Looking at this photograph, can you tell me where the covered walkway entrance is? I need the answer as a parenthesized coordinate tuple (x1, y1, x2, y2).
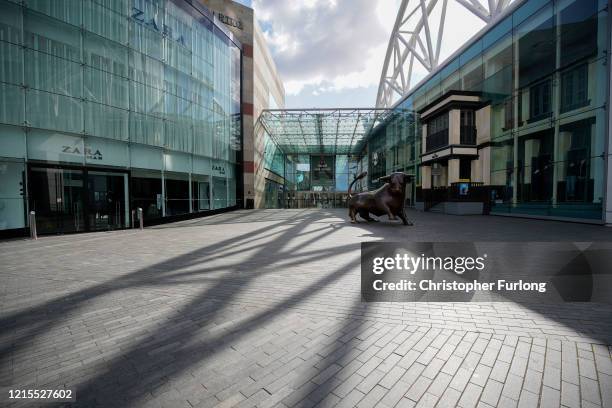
(257, 108, 402, 209)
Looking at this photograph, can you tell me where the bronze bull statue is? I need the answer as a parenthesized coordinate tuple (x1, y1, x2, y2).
(347, 171, 413, 225)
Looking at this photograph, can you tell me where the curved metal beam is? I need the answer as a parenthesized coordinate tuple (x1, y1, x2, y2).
(376, 0, 514, 108)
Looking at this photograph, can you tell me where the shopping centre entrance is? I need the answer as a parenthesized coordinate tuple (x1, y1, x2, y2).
(258, 108, 412, 209)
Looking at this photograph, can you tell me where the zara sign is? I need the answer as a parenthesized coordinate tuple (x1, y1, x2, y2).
(131, 6, 187, 46)
(212, 164, 226, 176)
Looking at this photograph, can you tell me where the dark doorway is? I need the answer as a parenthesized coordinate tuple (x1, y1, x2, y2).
(29, 167, 85, 234)
(29, 166, 129, 234)
(87, 171, 127, 231)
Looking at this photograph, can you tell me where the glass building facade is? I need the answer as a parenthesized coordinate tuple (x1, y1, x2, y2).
(364, 111, 420, 205)
(366, 0, 610, 222)
(0, 0, 241, 234)
(258, 109, 387, 209)
(261, 133, 362, 208)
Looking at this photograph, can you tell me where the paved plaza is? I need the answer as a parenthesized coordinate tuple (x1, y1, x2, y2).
(1, 209, 612, 408)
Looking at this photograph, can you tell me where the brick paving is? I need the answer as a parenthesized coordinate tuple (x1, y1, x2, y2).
(0, 209, 611, 408)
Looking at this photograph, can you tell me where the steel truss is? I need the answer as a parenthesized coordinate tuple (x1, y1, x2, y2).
(376, 0, 514, 108)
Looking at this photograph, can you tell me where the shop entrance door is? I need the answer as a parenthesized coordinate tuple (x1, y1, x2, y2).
(196, 181, 210, 210)
(29, 167, 85, 234)
(212, 177, 227, 209)
(29, 166, 129, 234)
(87, 171, 128, 231)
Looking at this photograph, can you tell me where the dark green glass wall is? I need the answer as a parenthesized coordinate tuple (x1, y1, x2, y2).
(368, 0, 609, 221)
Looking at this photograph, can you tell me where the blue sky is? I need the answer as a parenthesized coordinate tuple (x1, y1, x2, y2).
(239, 0, 486, 109)
(222, 0, 398, 108)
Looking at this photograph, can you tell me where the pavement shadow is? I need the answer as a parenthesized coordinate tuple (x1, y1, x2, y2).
(2, 207, 612, 406)
(69, 223, 362, 405)
(151, 209, 341, 228)
(0, 210, 362, 406)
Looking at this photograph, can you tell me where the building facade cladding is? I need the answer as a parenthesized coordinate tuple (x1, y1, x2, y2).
(367, 0, 611, 223)
(198, 0, 285, 209)
(0, 0, 241, 234)
(253, 22, 286, 209)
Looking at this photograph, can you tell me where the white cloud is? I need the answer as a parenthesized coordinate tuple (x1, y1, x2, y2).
(253, 0, 401, 97)
(253, 0, 492, 106)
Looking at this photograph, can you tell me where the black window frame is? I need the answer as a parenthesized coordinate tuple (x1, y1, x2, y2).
(459, 109, 476, 145)
(560, 63, 589, 113)
(528, 79, 552, 122)
(425, 112, 449, 152)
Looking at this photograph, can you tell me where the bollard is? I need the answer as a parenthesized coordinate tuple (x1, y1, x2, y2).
(131, 209, 135, 228)
(29, 211, 37, 240)
(138, 207, 143, 230)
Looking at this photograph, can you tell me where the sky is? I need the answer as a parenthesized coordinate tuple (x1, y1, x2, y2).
(235, 0, 488, 109)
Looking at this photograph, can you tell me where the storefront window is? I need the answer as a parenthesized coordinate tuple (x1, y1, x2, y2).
(165, 172, 190, 216)
(490, 136, 515, 205)
(192, 175, 210, 211)
(131, 170, 162, 220)
(29, 167, 85, 234)
(213, 176, 227, 209)
(0, 160, 25, 230)
(517, 130, 554, 203)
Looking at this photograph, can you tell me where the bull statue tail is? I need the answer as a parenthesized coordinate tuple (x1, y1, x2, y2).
(348, 171, 367, 198)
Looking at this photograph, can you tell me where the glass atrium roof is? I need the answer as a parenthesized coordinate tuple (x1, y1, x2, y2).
(258, 108, 395, 154)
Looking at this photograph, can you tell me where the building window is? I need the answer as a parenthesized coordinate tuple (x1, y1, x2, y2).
(518, 130, 554, 202)
(517, 3, 555, 88)
(559, 0, 598, 68)
(529, 80, 552, 122)
(459, 158, 472, 180)
(503, 98, 513, 130)
(426, 112, 449, 152)
(561, 64, 588, 113)
(392, 146, 399, 166)
(558, 118, 594, 203)
(460, 110, 476, 144)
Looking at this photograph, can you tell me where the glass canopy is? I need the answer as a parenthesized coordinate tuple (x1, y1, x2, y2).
(258, 108, 395, 154)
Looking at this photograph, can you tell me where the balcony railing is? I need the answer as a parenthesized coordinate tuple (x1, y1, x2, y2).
(426, 130, 448, 152)
(460, 126, 477, 145)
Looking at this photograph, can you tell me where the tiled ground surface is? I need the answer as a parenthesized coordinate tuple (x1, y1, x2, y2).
(0, 209, 611, 408)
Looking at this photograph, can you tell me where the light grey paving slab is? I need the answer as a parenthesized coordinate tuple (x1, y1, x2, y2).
(0, 209, 611, 408)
